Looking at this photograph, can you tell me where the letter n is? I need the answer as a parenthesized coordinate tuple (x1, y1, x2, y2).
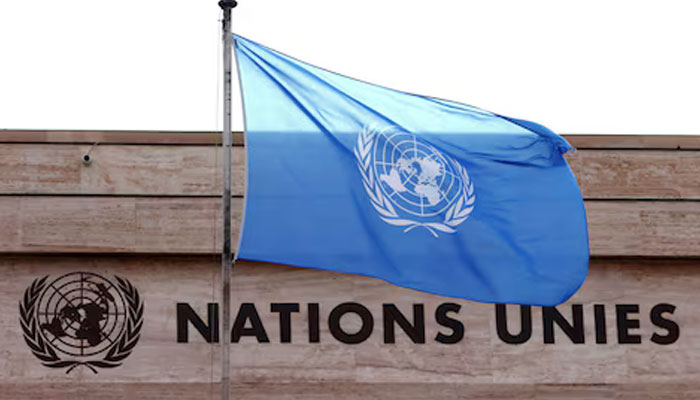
(177, 303, 219, 343)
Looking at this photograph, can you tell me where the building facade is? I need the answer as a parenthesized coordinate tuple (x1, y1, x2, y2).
(1, 131, 699, 399)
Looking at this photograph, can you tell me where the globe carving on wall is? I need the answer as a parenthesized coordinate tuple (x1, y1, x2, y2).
(36, 272, 127, 357)
(20, 271, 143, 373)
(373, 131, 463, 217)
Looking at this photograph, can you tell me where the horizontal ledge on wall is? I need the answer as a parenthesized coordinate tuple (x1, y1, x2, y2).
(3, 130, 700, 149)
(1, 379, 700, 396)
(0, 130, 245, 146)
(1, 195, 699, 202)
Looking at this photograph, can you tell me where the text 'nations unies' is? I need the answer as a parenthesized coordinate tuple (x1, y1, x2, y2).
(175, 302, 679, 345)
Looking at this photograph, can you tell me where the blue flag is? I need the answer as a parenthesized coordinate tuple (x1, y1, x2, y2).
(234, 35, 588, 306)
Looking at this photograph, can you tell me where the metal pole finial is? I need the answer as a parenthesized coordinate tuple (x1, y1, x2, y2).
(218, 0, 237, 9)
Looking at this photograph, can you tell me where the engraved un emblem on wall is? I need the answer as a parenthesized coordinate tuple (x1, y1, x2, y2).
(355, 126, 475, 237)
(19, 272, 143, 374)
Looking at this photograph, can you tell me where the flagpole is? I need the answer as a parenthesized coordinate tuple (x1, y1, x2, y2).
(218, 1, 237, 399)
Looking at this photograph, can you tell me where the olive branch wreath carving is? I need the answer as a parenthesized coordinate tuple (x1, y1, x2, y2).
(19, 275, 144, 374)
(354, 126, 475, 237)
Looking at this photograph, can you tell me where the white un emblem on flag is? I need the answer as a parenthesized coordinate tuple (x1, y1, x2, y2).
(355, 125, 476, 237)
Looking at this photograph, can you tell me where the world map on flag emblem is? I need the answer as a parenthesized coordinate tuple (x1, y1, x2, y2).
(374, 131, 460, 217)
(355, 126, 476, 237)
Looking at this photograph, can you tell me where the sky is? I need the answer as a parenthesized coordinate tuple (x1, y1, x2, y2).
(1, 0, 699, 134)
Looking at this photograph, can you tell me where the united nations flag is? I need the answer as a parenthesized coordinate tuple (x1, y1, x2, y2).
(234, 35, 589, 306)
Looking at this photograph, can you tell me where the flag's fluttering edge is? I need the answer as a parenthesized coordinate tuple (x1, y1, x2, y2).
(233, 35, 589, 306)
